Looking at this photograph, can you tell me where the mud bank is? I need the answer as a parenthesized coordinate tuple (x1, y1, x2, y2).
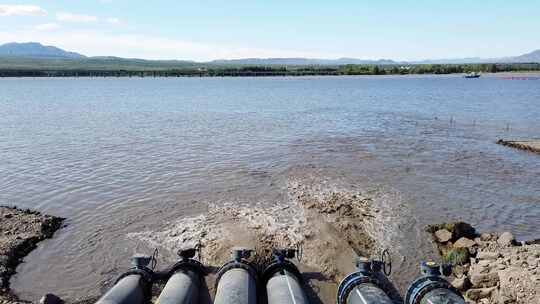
(0, 207, 64, 304)
(428, 223, 540, 304)
(497, 139, 540, 154)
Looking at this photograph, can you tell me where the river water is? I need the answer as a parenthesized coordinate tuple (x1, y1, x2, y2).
(1, 75, 539, 302)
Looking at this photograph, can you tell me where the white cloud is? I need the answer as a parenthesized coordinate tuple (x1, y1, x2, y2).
(56, 12, 98, 23)
(34, 23, 61, 31)
(0, 29, 326, 61)
(106, 17, 121, 25)
(0, 4, 46, 16)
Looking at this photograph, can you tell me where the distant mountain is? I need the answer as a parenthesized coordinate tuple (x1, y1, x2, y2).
(0, 42, 539, 65)
(412, 50, 540, 64)
(502, 49, 540, 63)
(210, 57, 397, 66)
(0, 42, 86, 59)
(410, 57, 485, 64)
(208, 49, 540, 65)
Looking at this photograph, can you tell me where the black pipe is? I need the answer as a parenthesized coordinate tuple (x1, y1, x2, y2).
(263, 248, 308, 304)
(95, 255, 154, 304)
(405, 262, 465, 304)
(214, 248, 258, 304)
(156, 248, 206, 304)
(337, 257, 393, 304)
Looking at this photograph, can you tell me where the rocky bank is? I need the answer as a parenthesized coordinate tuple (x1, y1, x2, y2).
(428, 223, 540, 304)
(497, 139, 540, 155)
(0, 206, 64, 304)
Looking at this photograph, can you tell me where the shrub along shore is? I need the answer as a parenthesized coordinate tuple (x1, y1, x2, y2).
(1, 62, 539, 77)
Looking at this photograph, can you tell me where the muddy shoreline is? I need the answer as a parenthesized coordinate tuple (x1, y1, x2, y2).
(0, 207, 64, 304)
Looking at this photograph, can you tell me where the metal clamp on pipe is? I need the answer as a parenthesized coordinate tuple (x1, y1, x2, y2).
(337, 253, 393, 304)
(95, 254, 155, 304)
(405, 262, 465, 304)
(214, 247, 258, 304)
(262, 248, 308, 304)
(156, 247, 206, 304)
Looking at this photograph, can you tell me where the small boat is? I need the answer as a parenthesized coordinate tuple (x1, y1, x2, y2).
(464, 72, 481, 78)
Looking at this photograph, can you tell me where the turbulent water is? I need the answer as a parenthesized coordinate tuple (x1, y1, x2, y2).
(1, 75, 539, 302)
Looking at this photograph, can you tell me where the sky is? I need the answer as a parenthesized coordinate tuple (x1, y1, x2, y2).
(0, 1, 539, 61)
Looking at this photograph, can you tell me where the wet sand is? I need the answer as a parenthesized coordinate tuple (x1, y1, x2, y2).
(0, 207, 64, 304)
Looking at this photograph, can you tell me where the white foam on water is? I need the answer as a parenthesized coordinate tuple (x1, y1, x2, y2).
(127, 200, 308, 266)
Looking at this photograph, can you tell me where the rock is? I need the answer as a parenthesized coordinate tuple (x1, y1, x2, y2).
(40, 294, 63, 304)
(428, 223, 540, 304)
(477, 251, 501, 260)
(527, 256, 538, 268)
(453, 265, 466, 277)
(470, 271, 499, 288)
(498, 294, 513, 304)
(474, 237, 482, 245)
(435, 229, 452, 243)
(497, 232, 516, 247)
(480, 233, 493, 241)
(451, 276, 470, 291)
(452, 222, 476, 240)
(477, 259, 492, 267)
(471, 263, 490, 274)
(454, 237, 476, 249)
(465, 287, 496, 301)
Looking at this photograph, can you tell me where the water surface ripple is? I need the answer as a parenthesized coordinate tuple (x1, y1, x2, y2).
(0, 76, 539, 301)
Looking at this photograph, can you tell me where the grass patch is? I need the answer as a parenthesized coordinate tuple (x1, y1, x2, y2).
(443, 248, 469, 265)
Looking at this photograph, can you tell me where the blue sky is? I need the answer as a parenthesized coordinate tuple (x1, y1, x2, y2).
(1, 1, 539, 61)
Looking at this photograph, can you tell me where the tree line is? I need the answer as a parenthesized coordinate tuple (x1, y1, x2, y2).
(1, 63, 539, 77)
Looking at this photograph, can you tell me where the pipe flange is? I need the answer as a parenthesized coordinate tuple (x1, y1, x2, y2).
(262, 259, 302, 283)
(115, 268, 153, 285)
(405, 276, 462, 304)
(168, 259, 206, 277)
(337, 272, 376, 304)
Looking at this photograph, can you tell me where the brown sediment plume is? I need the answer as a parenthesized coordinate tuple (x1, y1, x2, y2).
(129, 186, 377, 279)
(427, 222, 540, 304)
(0, 206, 64, 304)
(129, 181, 385, 303)
(497, 139, 540, 154)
